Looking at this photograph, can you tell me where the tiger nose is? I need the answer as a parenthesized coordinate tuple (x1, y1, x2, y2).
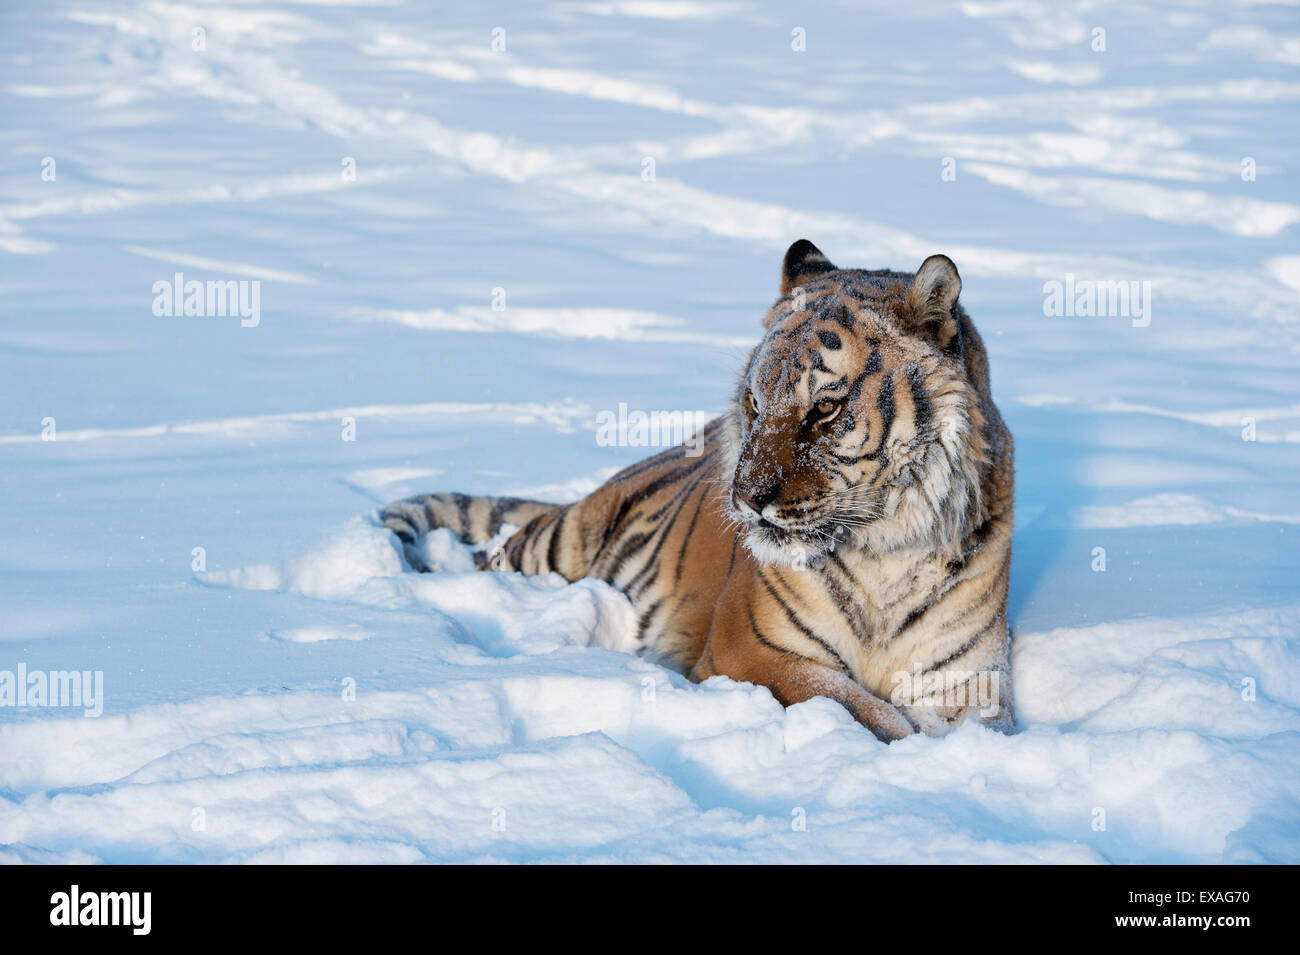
(734, 486, 779, 515)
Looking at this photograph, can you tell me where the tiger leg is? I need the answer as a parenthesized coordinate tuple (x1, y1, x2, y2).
(381, 493, 557, 572)
(691, 631, 915, 743)
(487, 500, 605, 581)
(899, 662, 1016, 736)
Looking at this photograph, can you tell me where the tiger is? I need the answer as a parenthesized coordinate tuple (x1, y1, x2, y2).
(381, 240, 1015, 741)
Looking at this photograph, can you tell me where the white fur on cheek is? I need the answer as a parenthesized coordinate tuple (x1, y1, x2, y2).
(743, 528, 822, 568)
(871, 400, 983, 550)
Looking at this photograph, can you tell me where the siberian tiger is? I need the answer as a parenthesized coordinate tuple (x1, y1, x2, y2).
(382, 240, 1015, 741)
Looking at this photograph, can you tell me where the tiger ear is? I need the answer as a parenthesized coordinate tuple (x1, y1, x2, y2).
(780, 239, 836, 296)
(903, 254, 962, 353)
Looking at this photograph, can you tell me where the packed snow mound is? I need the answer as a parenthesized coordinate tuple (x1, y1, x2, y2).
(200, 518, 645, 660)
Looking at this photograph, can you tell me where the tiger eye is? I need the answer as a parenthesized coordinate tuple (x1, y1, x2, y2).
(816, 400, 837, 415)
(744, 392, 759, 414)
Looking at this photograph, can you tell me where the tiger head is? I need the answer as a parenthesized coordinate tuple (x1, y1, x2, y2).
(725, 240, 991, 569)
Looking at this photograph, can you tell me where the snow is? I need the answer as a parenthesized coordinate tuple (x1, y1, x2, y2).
(1, 0, 1298, 863)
